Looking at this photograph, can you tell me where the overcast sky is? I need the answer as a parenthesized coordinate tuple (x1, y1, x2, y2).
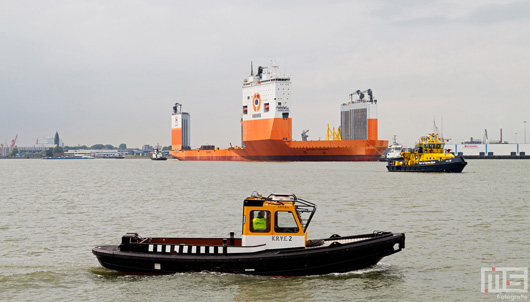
(1, 0, 529, 149)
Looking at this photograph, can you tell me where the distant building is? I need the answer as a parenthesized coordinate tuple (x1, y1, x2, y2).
(0, 132, 64, 157)
(64, 149, 129, 158)
(1, 146, 51, 157)
(36, 134, 64, 148)
(445, 143, 529, 158)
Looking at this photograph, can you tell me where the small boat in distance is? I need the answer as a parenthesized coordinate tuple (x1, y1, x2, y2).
(387, 133, 467, 172)
(92, 192, 405, 276)
(151, 146, 167, 161)
(380, 135, 402, 161)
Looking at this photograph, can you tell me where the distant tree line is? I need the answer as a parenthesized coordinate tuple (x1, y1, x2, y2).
(8, 147, 19, 156)
(64, 143, 128, 151)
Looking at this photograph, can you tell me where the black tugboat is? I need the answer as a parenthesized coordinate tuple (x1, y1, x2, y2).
(387, 133, 467, 173)
(92, 193, 405, 276)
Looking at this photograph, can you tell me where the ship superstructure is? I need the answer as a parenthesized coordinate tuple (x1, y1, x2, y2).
(340, 90, 378, 141)
(238, 65, 294, 159)
(241, 65, 291, 145)
(171, 103, 190, 151)
(169, 63, 388, 161)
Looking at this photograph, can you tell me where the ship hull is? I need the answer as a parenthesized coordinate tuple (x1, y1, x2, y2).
(170, 139, 387, 162)
(92, 232, 404, 276)
(169, 148, 247, 161)
(387, 157, 467, 173)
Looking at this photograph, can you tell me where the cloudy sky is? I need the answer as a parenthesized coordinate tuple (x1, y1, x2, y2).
(1, 0, 529, 149)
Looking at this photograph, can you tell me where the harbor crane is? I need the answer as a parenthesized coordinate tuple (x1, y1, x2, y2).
(10, 134, 18, 147)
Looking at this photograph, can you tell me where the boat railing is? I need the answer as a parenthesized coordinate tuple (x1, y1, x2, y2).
(294, 198, 316, 232)
(124, 239, 272, 255)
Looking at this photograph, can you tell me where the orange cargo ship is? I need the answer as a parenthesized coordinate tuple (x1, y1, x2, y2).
(169, 64, 387, 161)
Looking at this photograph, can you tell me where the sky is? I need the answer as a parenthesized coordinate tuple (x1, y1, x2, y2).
(1, 0, 529, 149)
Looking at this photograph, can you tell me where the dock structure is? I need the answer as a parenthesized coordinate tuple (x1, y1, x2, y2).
(445, 143, 528, 159)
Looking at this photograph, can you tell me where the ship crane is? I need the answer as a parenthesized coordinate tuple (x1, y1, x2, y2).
(301, 130, 309, 141)
(349, 89, 377, 103)
(173, 103, 182, 114)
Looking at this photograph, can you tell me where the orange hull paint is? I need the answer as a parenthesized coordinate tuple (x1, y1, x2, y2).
(367, 119, 378, 141)
(170, 116, 387, 161)
(242, 118, 292, 141)
(235, 139, 387, 161)
(170, 139, 387, 161)
(170, 148, 248, 161)
(171, 128, 182, 150)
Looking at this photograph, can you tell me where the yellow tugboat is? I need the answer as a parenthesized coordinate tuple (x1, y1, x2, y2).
(387, 133, 467, 172)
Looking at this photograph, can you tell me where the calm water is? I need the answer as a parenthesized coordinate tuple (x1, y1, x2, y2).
(0, 159, 528, 301)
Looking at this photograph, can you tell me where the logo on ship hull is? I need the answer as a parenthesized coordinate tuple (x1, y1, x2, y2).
(252, 93, 261, 112)
(174, 116, 180, 128)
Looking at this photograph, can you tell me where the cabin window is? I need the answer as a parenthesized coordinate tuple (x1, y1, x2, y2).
(264, 103, 269, 112)
(250, 210, 270, 233)
(274, 211, 299, 233)
(243, 106, 248, 114)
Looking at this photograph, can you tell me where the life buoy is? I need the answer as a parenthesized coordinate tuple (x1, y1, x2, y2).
(252, 93, 261, 112)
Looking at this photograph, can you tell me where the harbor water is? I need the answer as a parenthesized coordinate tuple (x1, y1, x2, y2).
(1, 159, 528, 301)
